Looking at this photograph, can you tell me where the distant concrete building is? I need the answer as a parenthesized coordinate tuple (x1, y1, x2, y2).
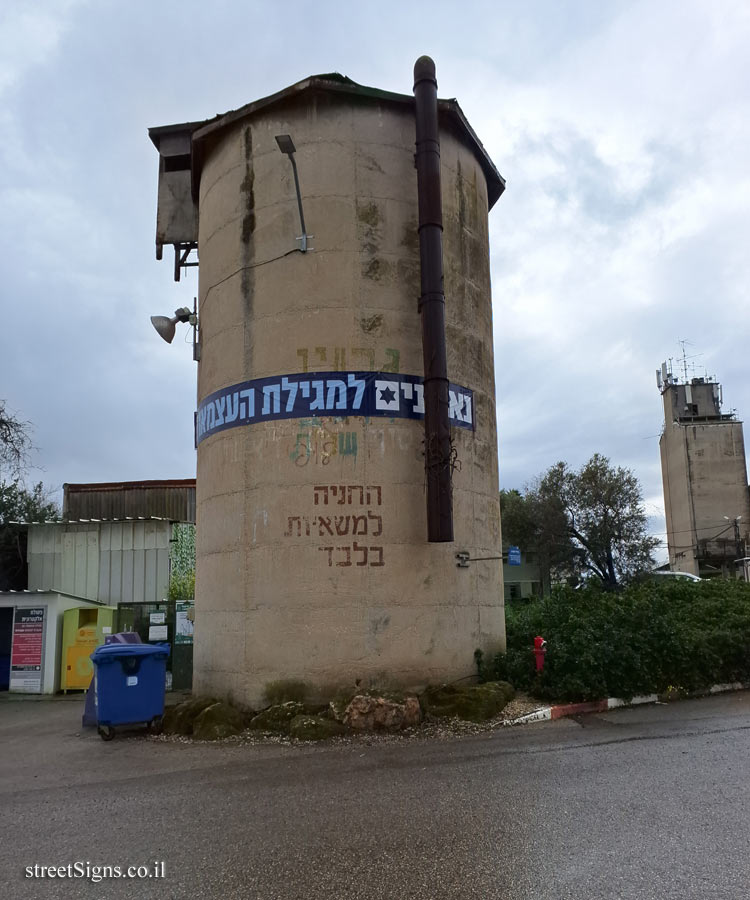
(658, 365, 750, 577)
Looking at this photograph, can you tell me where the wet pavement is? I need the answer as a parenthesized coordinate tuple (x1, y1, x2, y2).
(1, 691, 749, 898)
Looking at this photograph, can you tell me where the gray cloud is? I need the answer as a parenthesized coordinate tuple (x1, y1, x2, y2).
(1, 0, 748, 571)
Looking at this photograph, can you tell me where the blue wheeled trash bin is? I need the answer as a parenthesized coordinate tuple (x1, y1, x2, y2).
(90, 643, 170, 741)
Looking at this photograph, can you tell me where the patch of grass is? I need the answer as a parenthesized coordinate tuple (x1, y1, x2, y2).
(262, 679, 309, 706)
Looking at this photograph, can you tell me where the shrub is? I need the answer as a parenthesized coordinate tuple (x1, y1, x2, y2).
(479, 579, 750, 703)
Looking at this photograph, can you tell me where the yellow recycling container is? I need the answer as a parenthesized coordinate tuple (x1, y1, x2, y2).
(60, 607, 117, 691)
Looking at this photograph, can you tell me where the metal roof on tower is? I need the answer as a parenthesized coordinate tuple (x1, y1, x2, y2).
(149, 72, 505, 209)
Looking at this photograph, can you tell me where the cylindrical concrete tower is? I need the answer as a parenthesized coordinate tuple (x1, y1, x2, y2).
(157, 71, 505, 707)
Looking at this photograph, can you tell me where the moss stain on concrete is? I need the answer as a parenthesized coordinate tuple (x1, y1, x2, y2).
(360, 313, 383, 334)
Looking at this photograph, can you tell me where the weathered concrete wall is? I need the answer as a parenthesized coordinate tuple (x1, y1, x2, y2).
(194, 95, 503, 706)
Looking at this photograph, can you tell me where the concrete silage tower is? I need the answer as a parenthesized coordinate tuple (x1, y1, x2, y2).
(658, 363, 750, 577)
(150, 61, 506, 706)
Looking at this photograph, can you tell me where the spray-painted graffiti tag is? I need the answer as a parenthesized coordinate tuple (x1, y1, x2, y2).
(196, 372, 474, 445)
(290, 425, 358, 467)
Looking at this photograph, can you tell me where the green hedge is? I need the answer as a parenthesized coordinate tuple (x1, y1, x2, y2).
(478, 580, 750, 703)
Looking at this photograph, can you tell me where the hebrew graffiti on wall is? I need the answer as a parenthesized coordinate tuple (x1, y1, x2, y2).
(290, 425, 358, 467)
(282, 484, 385, 567)
(296, 346, 400, 373)
(196, 371, 474, 445)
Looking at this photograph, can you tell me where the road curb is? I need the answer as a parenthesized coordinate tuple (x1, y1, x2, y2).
(502, 683, 749, 726)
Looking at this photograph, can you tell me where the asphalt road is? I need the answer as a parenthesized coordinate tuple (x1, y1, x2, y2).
(1, 692, 749, 899)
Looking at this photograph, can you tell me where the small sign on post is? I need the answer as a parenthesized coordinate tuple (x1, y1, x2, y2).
(508, 546, 522, 566)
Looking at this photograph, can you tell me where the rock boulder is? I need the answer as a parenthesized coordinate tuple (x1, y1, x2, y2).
(421, 681, 515, 723)
(342, 693, 422, 732)
(248, 701, 306, 734)
(163, 696, 219, 735)
(192, 701, 249, 741)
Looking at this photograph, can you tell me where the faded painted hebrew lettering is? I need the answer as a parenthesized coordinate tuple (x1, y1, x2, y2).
(318, 544, 385, 567)
(383, 349, 400, 372)
(331, 485, 346, 505)
(367, 512, 382, 536)
(297, 346, 400, 373)
(286, 485, 387, 567)
(334, 516, 350, 536)
(352, 515, 367, 535)
(310, 485, 381, 506)
(353, 541, 368, 566)
(319, 546, 334, 566)
(284, 516, 311, 537)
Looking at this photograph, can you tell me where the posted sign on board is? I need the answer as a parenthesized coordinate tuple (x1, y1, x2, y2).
(507, 546, 522, 566)
(10, 607, 45, 693)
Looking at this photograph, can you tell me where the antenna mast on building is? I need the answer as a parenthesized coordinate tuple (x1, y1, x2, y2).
(677, 339, 703, 383)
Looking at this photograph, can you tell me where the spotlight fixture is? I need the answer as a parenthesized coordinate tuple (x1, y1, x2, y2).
(150, 301, 201, 360)
(275, 133, 312, 252)
(150, 307, 192, 344)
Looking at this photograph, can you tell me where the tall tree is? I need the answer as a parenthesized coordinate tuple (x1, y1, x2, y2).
(530, 453, 658, 589)
(0, 401, 59, 589)
(0, 481, 60, 590)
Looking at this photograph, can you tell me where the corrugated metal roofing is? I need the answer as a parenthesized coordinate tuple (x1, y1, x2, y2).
(0, 588, 107, 605)
(8, 517, 171, 525)
(63, 481, 195, 523)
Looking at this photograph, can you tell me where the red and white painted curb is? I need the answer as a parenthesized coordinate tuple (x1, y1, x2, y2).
(501, 682, 747, 726)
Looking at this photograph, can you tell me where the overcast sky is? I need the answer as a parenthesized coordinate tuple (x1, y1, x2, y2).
(2, 0, 748, 560)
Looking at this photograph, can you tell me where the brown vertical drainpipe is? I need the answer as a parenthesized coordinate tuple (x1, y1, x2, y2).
(413, 56, 453, 542)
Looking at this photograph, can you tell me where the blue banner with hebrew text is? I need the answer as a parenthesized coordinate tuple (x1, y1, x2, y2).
(195, 371, 474, 446)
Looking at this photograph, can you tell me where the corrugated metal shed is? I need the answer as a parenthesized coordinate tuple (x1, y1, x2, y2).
(63, 480, 195, 523)
(27, 520, 172, 605)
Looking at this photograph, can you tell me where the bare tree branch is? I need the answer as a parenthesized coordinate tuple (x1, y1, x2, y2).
(0, 400, 34, 477)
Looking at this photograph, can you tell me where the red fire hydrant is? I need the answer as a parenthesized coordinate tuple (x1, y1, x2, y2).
(533, 636, 547, 672)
